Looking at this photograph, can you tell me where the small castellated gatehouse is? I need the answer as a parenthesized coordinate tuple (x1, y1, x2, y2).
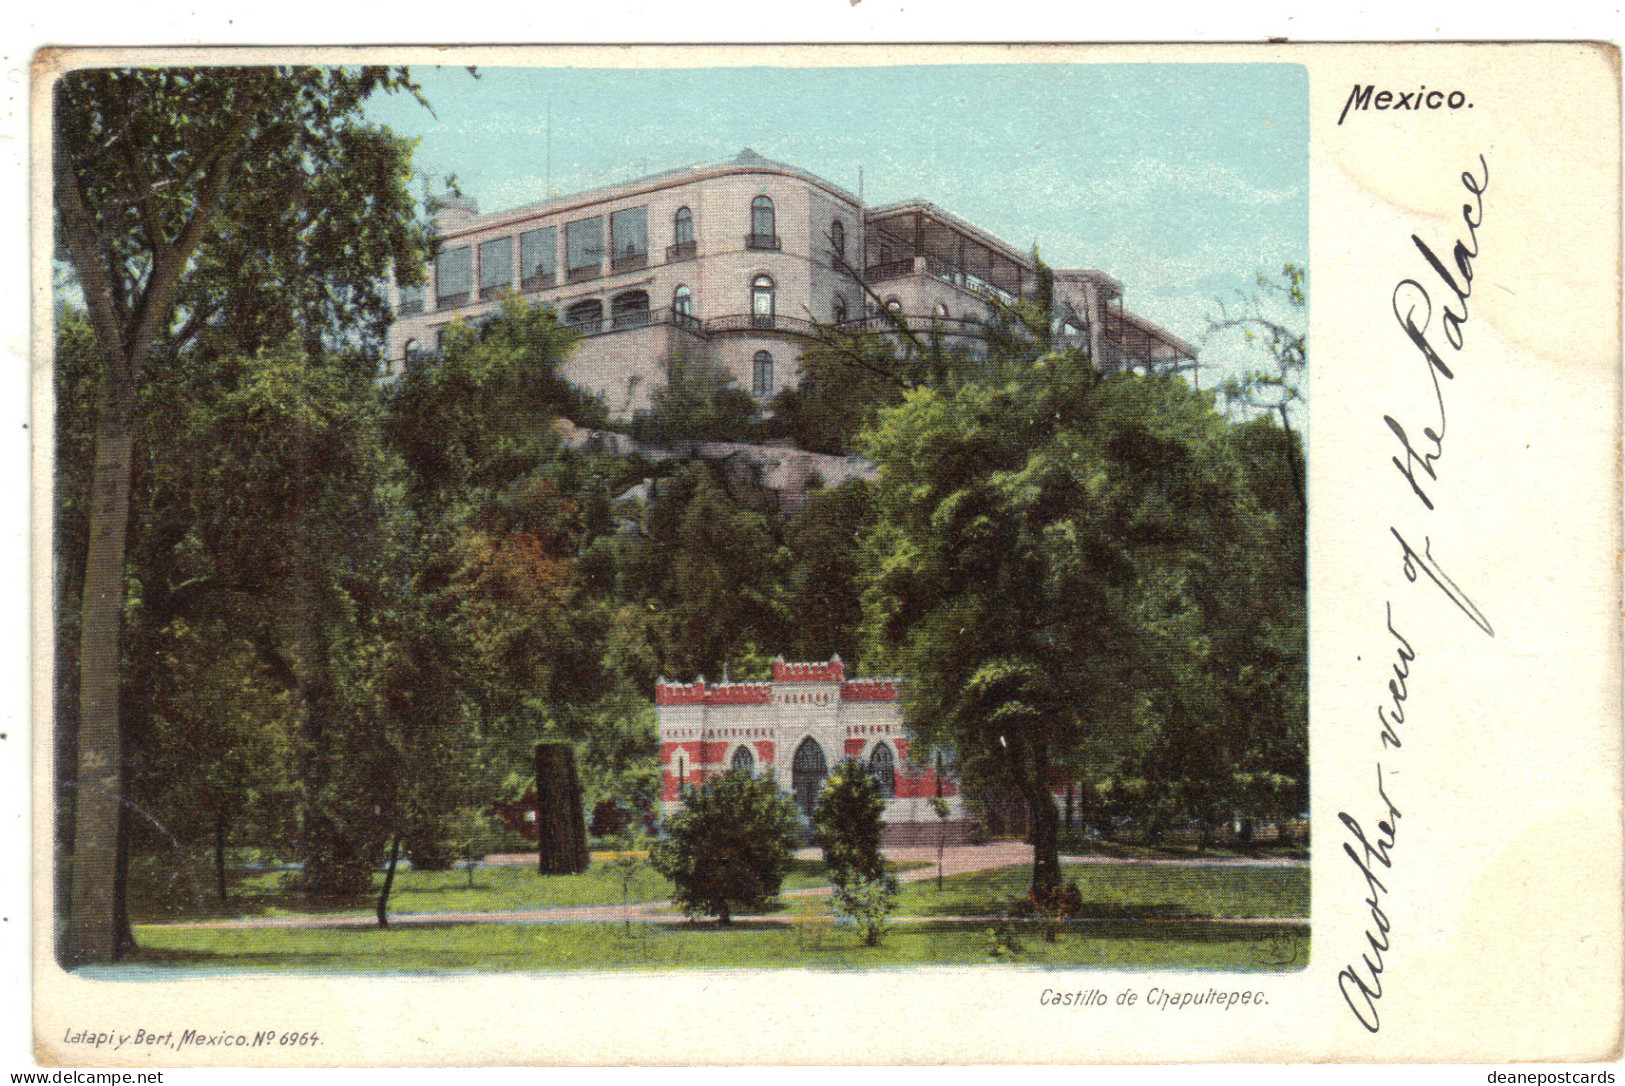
(656, 656, 973, 846)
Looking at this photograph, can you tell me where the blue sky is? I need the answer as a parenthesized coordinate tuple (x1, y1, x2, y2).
(367, 62, 1307, 393)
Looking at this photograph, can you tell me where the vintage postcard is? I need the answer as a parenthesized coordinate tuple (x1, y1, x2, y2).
(24, 42, 1622, 1066)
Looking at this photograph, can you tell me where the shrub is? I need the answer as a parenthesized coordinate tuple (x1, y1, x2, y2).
(813, 761, 886, 890)
(444, 808, 500, 887)
(403, 836, 456, 872)
(649, 769, 800, 924)
(1027, 880, 1084, 943)
(987, 920, 1025, 958)
(589, 799, 632, 838)
(831, 875, 899, 947)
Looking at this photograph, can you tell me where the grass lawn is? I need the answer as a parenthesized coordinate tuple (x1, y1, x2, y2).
(128, 862, 676, 923)
(1061, 839, 1310, 863)
(130, 917, 1309, 974)
(120, 851, 1307, 973)
(128, 855, 926, 924)
(895, 862, 1309, 920)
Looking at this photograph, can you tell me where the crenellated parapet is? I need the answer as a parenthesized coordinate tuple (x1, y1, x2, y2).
(772, 655, 845, 683)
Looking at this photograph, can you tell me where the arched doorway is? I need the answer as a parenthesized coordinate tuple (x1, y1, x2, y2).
(868, 742, 896, 799)
(791, 738, 827, 819)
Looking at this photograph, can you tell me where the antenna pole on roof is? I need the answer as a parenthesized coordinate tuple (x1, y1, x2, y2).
(546, 97, 553, 198)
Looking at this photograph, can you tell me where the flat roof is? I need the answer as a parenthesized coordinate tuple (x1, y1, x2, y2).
(436, 148, 862, 238)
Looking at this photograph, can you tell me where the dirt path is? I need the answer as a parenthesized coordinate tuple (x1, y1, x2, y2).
(150, 843, 1305, 932)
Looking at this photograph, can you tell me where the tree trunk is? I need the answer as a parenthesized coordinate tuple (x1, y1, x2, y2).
(376, 832, 402, 929)
(1011, 741, 1062, 894)
(66, 426, 135, 966)
(534, 742, 589, 875)
(112, 772, 135, 959)
(1027, 792, 1062, 893)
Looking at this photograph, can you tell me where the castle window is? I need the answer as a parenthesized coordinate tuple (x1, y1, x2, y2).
(479, 237, 513, 300)
(830, 219, 846, 260)
(751, 274, 775, 328)
(731, 746, 755, 775)
(520, 226, 557, 290)
(566, 216, 604, 282)
(435, 245, 472, 309)
(397, 280, 424, 316)
(832, 294, 848, 324)
(565, 298, 603, 334)
(748, 196, 779, 250)
(673, 284, 693, 316)
(669, 207, 697, 261)
(611, 289, 650, 328)
(610, 206, 648, 272)
(752, 350, 774, 397)
(869, 742, 896, 799)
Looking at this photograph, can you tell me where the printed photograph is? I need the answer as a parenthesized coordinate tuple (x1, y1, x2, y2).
(49, 58, 1309, 977)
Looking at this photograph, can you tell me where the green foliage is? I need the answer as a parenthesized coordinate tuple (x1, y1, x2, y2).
(630, 463, 788, 681)
(769, 333, 907, 455)
(860, 301, 1302, 888)
(54, 64, 437, 959)
(986, 920, 1026, 958)
(782, 480, 875, 664)
(632, 357, 759, 445)
(56, 65, 434, 367)
(649, 769, 800, 924)
(812, 761, 887, 890)
(830, 875, 898, 947)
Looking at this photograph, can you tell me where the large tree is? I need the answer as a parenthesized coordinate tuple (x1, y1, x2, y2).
(53, 64, 430, 964)
(861, 345, 1276, 891)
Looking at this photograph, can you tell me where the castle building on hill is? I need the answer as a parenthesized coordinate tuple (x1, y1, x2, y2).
(386, 149, 1197, 420)
(655, 656, 974, 846)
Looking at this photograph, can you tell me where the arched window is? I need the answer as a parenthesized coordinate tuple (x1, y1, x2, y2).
(611, 289, 650, 328)
(402, 338, 420, 364)
(752, 350, 774, 397)
(751, 274, 775, 329)
(830, 219, 846, 259)
(565, 298, 603, 334)
(750, 195, 776, 247)
(832, 294, 848, 324)
(869, 743, 896, 799)
(676, 754, 686, 794)
(885, 297, 903, 314)
(933, 302, 949, 321)
(672, 284, 692, 316)
(731, 745, 755, 776)
(791, 738, 828, 819)
(671, 207, 696, 261)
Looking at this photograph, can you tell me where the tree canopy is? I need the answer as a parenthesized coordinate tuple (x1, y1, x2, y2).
(53, 64, 433, 963)
(860, 318, 1303, 888)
